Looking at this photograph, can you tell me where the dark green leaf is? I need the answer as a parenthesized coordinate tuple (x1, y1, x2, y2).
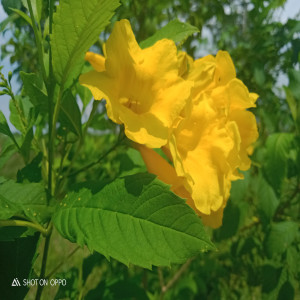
(256, 174, 279, 224)
(53, 173, 214, 268)
(54, 267, 79, 300)
(261, 264, 282, 294)
(263, 133, 293, 195)
(0, 233, 39, 300)
(59, 90, 82, 136)
(0, 111, 19, 148)
(17, 152, 43, 183)
(265, 221, 298, 258)
(51, 0, 120, 88)
(20, 127, 33, 163)
(277, 281, 295, 300)
(1, 0, 22, 15)
(140, 19, 199, 49)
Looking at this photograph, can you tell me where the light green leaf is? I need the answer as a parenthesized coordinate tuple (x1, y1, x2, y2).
(263, 133, 293, 195)
(140, 19, 199, 49)
(9, 8, 32, 27)
(59, 90, 82, 136)
(51, 0, 120, 88)
(0, 180, 51, 224)
(53, 173, 214, 268)
(21, 0, 43, 23)
(265, 221, 298, 258)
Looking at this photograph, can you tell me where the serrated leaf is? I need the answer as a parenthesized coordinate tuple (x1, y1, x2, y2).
(265, 221, 298, 258)
(20, 71, 48, 114)
(53, 173, 214, 269)
(0, 180, 51, 224)
(140, 19, 199, 49)
(263, 133, 293, 195)
(59, 90, 82, 136)
(51, 0, 120, 88)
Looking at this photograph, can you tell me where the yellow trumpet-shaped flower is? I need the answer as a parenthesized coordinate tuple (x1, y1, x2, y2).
(168, 51, 258, 226)
(137, 51, 258, 228)
(80, 19, 193, 148)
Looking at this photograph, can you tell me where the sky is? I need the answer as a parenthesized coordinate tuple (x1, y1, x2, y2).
(0, 0, 300, 130)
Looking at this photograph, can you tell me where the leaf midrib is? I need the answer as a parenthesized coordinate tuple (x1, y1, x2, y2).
(56, 205, 213, 247)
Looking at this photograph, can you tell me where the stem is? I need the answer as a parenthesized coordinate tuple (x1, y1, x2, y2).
(35, 233, 52, 300)
(159, 257, 195, 299)
(68, 139, 122, 178)
(47, 0, 55, 198)
(0, 219, 50, 236)
(55, 101, 99, 195)
(46, 246, 80, 279)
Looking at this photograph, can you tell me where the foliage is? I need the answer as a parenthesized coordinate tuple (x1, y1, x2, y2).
(0, 0, 299, 300)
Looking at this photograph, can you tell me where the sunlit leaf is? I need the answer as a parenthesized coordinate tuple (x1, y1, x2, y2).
(53, 173, 214, 268)
(51, 0, 120, 88)
(140, 19, 199, 49)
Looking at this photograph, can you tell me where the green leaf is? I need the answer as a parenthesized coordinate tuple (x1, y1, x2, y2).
(256, 173, 279, 225)
(140, 19, 199, 49)
(0, 233, 39, 300)
(9, 97, 34, 135)
(278, 281, 295, 300)
(284, 86, 297, 122)
(261, 264, 282, 294)
(59, 90, 82, 136)
(53, 173, 214, 268)
(0, 180, 51, 224)
(17, 152, 43, 183)
(21, 0, 43, 23)
(20, 71, 48, 114)
(76, 82, 93, 110)
(0, 110, 19, 148)
(9, 8, 32, 26)
(1, 0, 22, 15)
(51, 0, 120, 88)
(265, 221, 298, 258)
(117, 147, 147, 177)
(263, 133, 293, 195)
(0, 14, 18, 32)
(20, 127, 34, 163)
(54, 267, 79, 300)
(0, 141, 17, 169)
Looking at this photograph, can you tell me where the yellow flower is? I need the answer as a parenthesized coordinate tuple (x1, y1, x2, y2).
(168, 51, 258, 227)
(80, 19, 192, 148)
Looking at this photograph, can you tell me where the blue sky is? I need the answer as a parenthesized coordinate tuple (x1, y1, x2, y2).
(0, 0, 300, 130)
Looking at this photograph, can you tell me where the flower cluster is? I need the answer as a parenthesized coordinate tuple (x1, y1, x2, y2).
(80, 19, 258, 228)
